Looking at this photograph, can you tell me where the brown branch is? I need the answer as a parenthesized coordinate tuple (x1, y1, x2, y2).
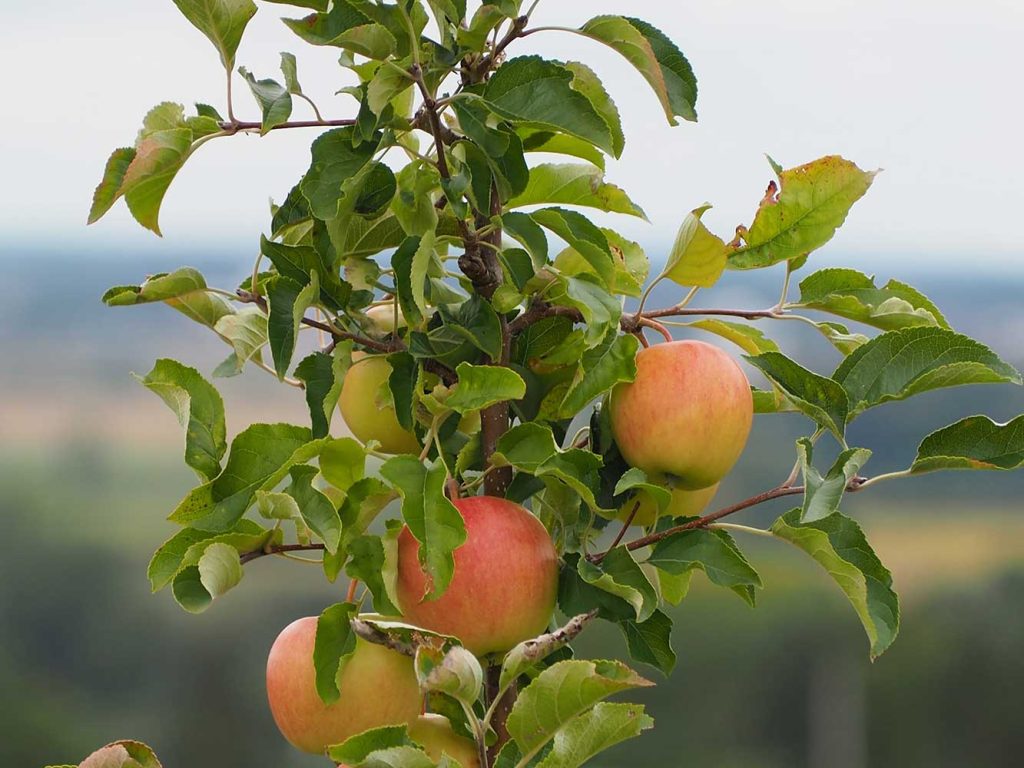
(591, 476, 871, 563)
(473, 15, 529, 81)
(486, 665, 516, 763)
(219, 118, 357, 133)
(235, 290, 398, 354)
(606, 501, 640, 553)
(240, 543, 325, 565)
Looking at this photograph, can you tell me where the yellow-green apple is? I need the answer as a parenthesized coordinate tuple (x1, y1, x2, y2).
(338, 714, 479, 768)
(396, 496, 558, 657)
(409, 714, 480, 767)
(609, 340, 752, 489)
(365, 303, 406, 337)
(339, 355, 420, 454)
(613, 482, 719, 527)
(266, 616, 422, 754)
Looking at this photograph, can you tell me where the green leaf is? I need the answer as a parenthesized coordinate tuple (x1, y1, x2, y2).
(368, 60, 415, 116)
(197, 541, 243, 598)
(551, 274, 621, 347)
(446, 363, 526, 414)
(792, 268, 950, 330)
(168, 424, 315, 530)
(135, 359, 226, 481)
(346, 534, 400, 613)
(414, 644, 483, 708)
(578, 548, 658, 622)
(510, 164, 646, 219)
(729, 156, 878, 270)
(771, 509, 899, 659)
(562, 61, 625, 159)
(287, 464, 342, 553)
(327, 727, 424, 767)
(833, 327, 1022, 417)
(239, 67, 293, 134)
(502, 212, 549, 266)
(267, 273, 318, 378)
(499, 612, 598, 693)
(578, 15, 697, 124)
(520, 129, 606, 171)
(613, 468, 672, 513)
(507, 659, 653, 753)
(103, 267, 236, 329)
(746, 352, 849, 439)
(320, 436, 366, 492)
(492, 423, 604, 511)
(79, 740, 163, 768)
(647, 526, 762, 606)
(119, 128, 193, 235)
(451, 97, 512, 158)
(281, 0, 371, 46)
(619, 610, 676, 676)
(910, 414, 1024, 473)
(796, 438, 871, 523)
(813, 320, 870, 355)
(482, 56, 618, 157)
(331, 23, 397, 59)
(314, 601, 359, 704)
(662, 204, 728, 288)
(147, 519, 272, 592)
(686, 319, 779, 355)
(279, 51, 303, 94)
(295, 345, 351, 439)
(437, 295, 503, 362)
(535, 702, 653, 768)
(212, 307, 268, 377)
(391, 233, 436, 326)
(392, 161, 441, 236)
(532, 208, 615, 288)
(171, 0, 257, 69)
(88, 147, 137, 224)
(301, 127, 380, 220)
(559, 333, 639, 417)
(380, 457, 466, 600)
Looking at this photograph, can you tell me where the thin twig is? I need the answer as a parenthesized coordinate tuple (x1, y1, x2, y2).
(606, 501, 640, 552)
(219, 118, 357, 132)
(240, 543, 326, 565)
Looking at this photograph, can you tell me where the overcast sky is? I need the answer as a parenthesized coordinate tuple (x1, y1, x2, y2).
(3, 0, 1023, 273)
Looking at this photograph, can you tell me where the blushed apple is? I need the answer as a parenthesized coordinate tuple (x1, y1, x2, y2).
(396, 496, 558, 657)
(266, 616, 422, 755)
(609, 340, 752, 489)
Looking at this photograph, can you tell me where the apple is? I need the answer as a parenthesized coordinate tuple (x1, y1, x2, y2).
(266, 616, 422, 755)
(338, 714, 479, 768)
(339, 355, 420, 455)
(408, 714, 480, 767)
(396, 496, 559, 657)
(614, 481, 719, 527)
(364, 303, 406, 337)
(609, 340, 752, 489)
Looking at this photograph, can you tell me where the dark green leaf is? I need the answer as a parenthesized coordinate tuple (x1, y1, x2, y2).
(88, 147, 137, 224)
(833, 327, 1022, 417)
(647, 526, 762, 606)
(314, 602, 359, 704)
(346, 534, 400, 614)
(797, 438, 871, 523)
(286, 465, 341, 553)
(447, 363, 527, 413)
(300, 127, 380, 220)
(746, 352, 849, 439)
(559, 333, 639, 417)
(239, 67, 293, 134)
(910, 414, 1024, 473)
(267, 273, 318, 378)
(171, 0, 257, 69)
(619, 610, 676, 676)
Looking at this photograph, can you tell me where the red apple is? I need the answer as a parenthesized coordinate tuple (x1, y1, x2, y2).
(339, 355, 420, 455)
(396, 496, 559, 657)
(266, 616, 422, 754)
(609, 340, 752, 489)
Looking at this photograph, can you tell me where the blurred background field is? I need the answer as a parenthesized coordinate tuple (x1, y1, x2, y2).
(1, 250, 1022, 768)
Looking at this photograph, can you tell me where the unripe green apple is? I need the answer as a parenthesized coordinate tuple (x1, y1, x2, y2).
(265, 616, 422, 754)
(365, 303, 406, 336)
(338, 355, 420, 455)
(396, 496, 559, 657)
(613, 482, 719, 527)
(609, 340, 752, 489)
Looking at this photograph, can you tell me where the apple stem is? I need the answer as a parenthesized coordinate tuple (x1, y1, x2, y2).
(639, 317, 673, 343)
(346, 579, 359, 604)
